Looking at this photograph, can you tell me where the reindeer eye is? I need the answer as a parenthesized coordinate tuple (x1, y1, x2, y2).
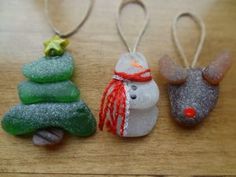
(131, 85, 137, 90)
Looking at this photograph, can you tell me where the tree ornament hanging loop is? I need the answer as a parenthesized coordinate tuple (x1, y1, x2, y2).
(44, 0, 94, 38)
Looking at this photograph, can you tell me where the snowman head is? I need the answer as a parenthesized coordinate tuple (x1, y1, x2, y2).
(115, 52, 159, 109)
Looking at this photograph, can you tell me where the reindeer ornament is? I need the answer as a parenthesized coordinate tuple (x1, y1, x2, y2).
(159, 12, 232, 126)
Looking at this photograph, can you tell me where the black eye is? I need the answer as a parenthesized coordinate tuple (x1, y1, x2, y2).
(130, 94, 137, 99)
(131, 85, 137, 90)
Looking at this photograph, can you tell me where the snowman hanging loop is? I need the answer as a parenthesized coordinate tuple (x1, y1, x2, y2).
(116, 0, 149, 53)
(99, 0, 159, 137)
(159, 12, 232, 126)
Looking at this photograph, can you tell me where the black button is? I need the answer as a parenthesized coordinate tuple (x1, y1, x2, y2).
(130, 94, 137, 99)
(131, 85, 137, 90)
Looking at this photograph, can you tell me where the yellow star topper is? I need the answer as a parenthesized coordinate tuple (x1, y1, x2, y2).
(43, 35, 69, 57)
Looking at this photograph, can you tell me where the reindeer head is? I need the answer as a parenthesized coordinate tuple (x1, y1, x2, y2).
(159, 52, 232, 126)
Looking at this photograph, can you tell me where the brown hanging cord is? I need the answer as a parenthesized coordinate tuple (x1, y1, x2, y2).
(116, 0, 150, 53)
(44, 0, 94, 38)
(172, 12, 206, 68)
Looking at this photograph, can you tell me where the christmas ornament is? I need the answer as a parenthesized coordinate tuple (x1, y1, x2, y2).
(2, 0, 96, 146)
(159, 12, 232, 126)
(99, 0, 159, 137)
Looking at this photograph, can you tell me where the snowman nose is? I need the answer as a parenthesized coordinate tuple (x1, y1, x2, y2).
(183, 107, 196, 118)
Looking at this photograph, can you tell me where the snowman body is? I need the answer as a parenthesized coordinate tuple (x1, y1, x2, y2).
(99, 52, 159, 137)
(116, 80, 159, 137)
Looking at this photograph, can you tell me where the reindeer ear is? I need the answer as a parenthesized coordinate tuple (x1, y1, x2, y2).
(159, 55, 187, 84)
(202, 51, 232, 85)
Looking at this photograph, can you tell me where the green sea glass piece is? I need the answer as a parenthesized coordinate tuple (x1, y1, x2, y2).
(18, 80, 80, 104)
(2, 101, 96, 137)
(23, 52, 74, 83)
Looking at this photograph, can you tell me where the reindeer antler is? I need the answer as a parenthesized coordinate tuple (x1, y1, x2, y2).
(159, 55, 187, 84)
(202, 51, 232, 85)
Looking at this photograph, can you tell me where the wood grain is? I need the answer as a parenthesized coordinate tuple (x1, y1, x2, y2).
(0, 0, 235, 176)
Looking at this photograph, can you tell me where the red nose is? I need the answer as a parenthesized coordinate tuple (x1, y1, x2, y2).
(183, 107, 196, 118)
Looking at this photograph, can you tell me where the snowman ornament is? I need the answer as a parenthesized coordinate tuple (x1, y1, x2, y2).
(99, 52, 159, 137)
(99, 0, 159, 137)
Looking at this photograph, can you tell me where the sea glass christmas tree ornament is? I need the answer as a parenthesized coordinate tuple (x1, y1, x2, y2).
(2, 0, 96, 146)
(99, 0, 159, 137)
(159, 12, 232, 126)
(2, 36, 96, 146)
